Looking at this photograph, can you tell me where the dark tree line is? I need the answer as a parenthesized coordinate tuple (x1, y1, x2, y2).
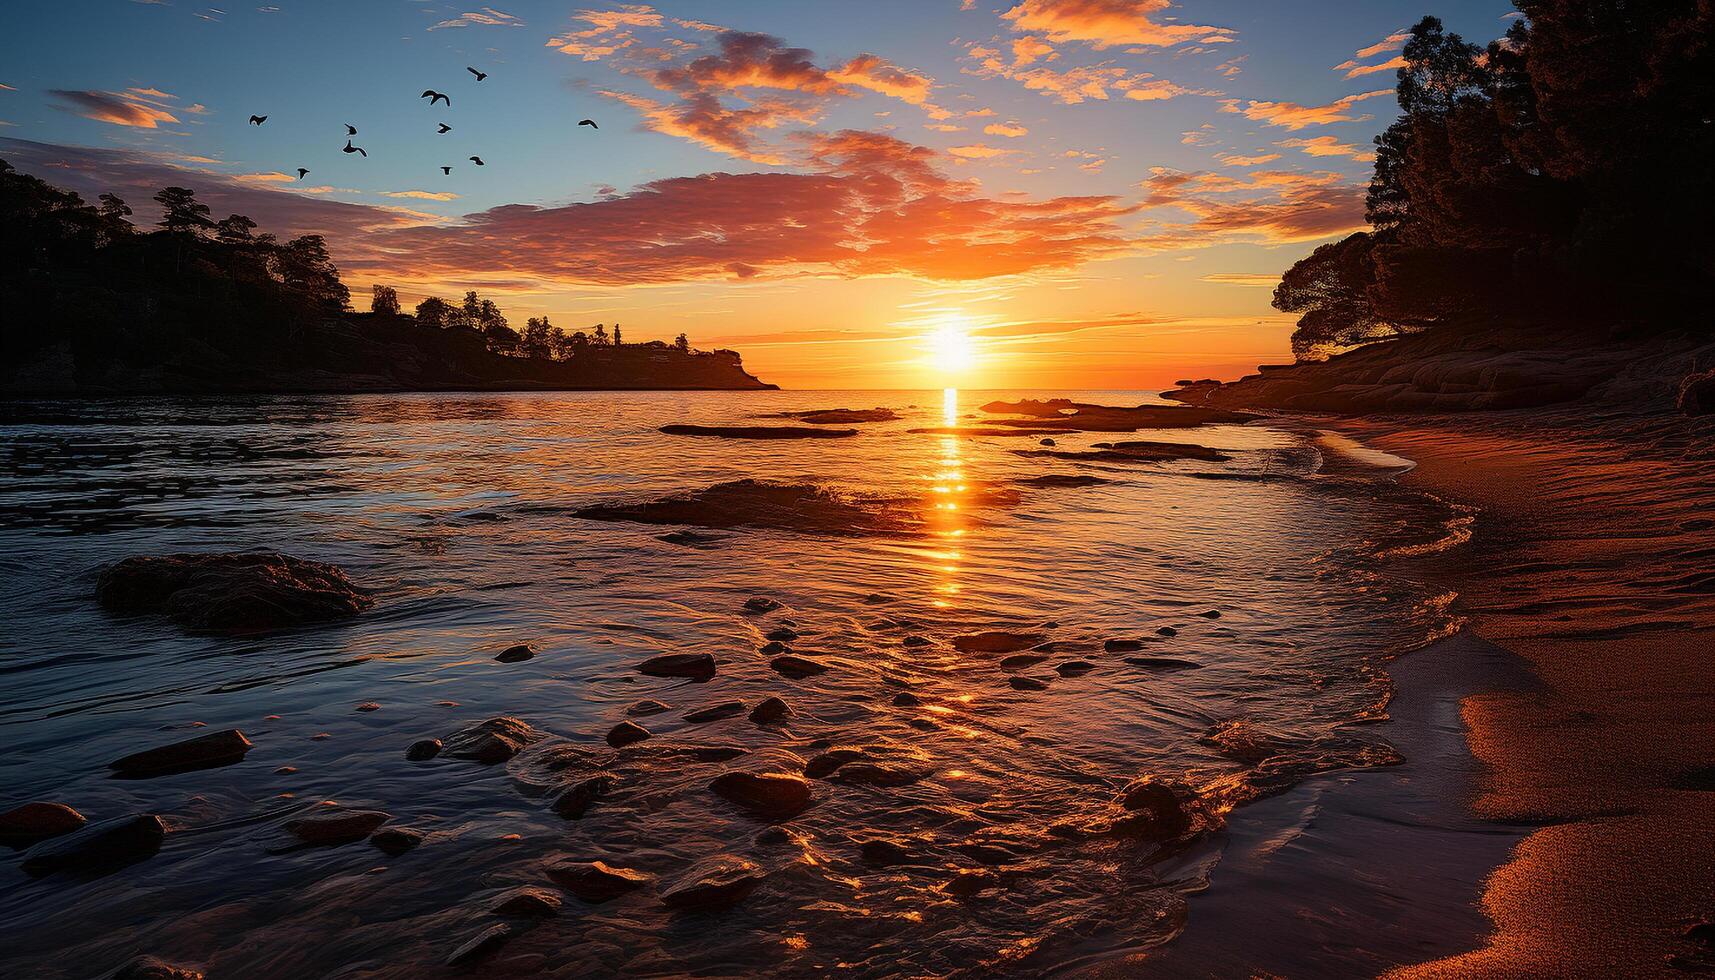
(400, 288, 692, 361)
(1275, 1, 1714, 360)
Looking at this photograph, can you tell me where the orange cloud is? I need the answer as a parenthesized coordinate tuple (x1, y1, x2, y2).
(1334, 31, 1410, 78)
(948, 143, 1010, 158)
(48, 88, 181, 129)
(1010, 35, 1058, 66)
(963, 43, 1201, 104)
(235, 171, 299, 184)
(1277, 135, 1375, 161)
(1340, 56, 1407, 79)
(546, 3, 660, 59)
(1216, 152, 1282, 167)
(984, 121, 1029, 137)
(828, 54, 935, 105)
(1220, 89, 1391, 130)
(381, 190, 463, 201)
(1139, 167, 1367, 245)
(428, 6, 524, 30)
(1000, 0, 1235, 48)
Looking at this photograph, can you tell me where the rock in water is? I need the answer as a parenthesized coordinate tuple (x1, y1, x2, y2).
(832, 763, 924, 787)
(606, 721, 651, 748)
(1198, 609, 1222, 619)
(1157, 626, 1178, 637)
(0, 802, 85, 848)
(544, 858, 653, 902)
(441, 717, 542, 763)
(1115, 777, 1196, 840)
(370, 827, 423, 855)
(1056, 660, 1096, 676)
(636, 652, 717, 680)
(759, 640, 789, 655)
(552, 774, 615, 819)
(626, 699, 672, 716)
(901, 635, 931, 647)
(108, 729, 252, 778)
(749, 696, 792, 724)
(709, 771, 813, 819)
(1104, 639, 1145, 652)
(21, 813, 167, 875)
(96, 552, 372, 632)
(952, 631, 1047, 654)
(106, 955, 204, 980)
(492, 886, 563, 918)
(1008, 676, 1049, 691)
(285, 808, 390, 846)
(660, 424, 858, 440)
(770, 654, 829, 678)
(495, 643, 536, 663)
(405, 738, 442, 761)
(744, 596, 783, 613)
(685, 700, 746, 723)
(805, 748, 866, 778)
(660, 856, 766, 909)
(446, 923, 512, 966)
(1125, 656, 1201, 670)
(765, 626, 800, 642)
(998, 653, 1048, 669)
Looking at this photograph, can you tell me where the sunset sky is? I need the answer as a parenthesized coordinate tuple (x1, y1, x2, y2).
(0, 0, 1516, 389)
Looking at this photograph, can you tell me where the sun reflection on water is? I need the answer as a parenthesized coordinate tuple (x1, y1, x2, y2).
(928, 388, 967, 608)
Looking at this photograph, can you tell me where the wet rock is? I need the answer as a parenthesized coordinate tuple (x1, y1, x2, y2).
(749, 696, 793, 724)
(685, 701, 746, 723)
(443, 717, 542, 764)
(493, 886, 563, 918)
(952, 631, 1047, 654)
(832, 763, 924, 787)
(0, 801, 86, 848)
(606, 721, 651, 748)
(759, 640, 789, 655)
(909, 718, 938, 731)
(636, 652, 716, 680)
(858, 837, 922, 866)
(626, 699, 671, 717)
(1124, 656, 1201, 670)
(551, 774, 616, 819)
(676, 746, 750, 763)
(744, 596, 783, 613)
(1156, 626, 1179, 637)
(998, 653, 1048, 670)
(765, 626, 800, 642)
(544, 858, 652, 902)
(105, 955, 204, 980)
(863, 593, 895, 605)
(370, 827, 423, 855)
(709, 771, 813, 819)
(109, 729, 252, 778)
(1115, 777, 1197, 840)
(355, 702, 381, 712)
(1056, 660, 1096, 676)
(660, 855, 766, 909)
(661, 424, 858, 440)
(941, 868, 1002, 898)
(1008, 676, 1049, 691)
(285, 807, 390, 846)
(495, 644, 536, 663)
(771, 654, 829, 678)
(1039, 438, 1056, 446)
(96, 552, 372, 632)
(788, 407, 899, 424)
(657, 529, 729, 548)
(405, 738, 442, 761)
(446, 923, 512, 966)
(901, 635, 931, 648)
(578, 479, 917, 537)
(1104, 639, 1145, 652)
(1018, 474, 1109, 488)
(954, 841, 1020, 865)
(21, 813, 166, 875)
(1198, 610, 1222, 619)
(805, 748, 866, 778)
(891, 691, 922, 707)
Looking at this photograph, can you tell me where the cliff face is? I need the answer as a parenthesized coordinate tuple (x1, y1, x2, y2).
(1166, 322, 1715, 415)
(3, 314, 776, 394)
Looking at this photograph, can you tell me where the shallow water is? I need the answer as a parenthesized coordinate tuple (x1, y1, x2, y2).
(0, 389, 1467, 978)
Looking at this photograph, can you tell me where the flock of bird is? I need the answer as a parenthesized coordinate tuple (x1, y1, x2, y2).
(246, 66, 599, 181)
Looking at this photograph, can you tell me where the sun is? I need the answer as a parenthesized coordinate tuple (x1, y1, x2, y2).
(925, 315, 976, 376)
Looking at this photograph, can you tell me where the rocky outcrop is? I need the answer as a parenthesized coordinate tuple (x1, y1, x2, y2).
(660, 856, 766, 909)
(709, 771, 813, 819)
(442, 717, 542, 763)
(0, 801, 86, 848)
(21, 813, 167, 875)
(109, 730, 253, 778)
(545, 858, 653, 902)
(952, 631, 1046, 654)
(636, 652, 717, 680)
(285, 807, 391, 846)
(97, 553, 372, 632)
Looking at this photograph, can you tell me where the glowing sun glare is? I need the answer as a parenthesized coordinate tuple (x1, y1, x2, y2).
(926, 317, 975, 375)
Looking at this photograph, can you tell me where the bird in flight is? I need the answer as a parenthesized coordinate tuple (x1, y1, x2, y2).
(422, 90, 450, 107)
(249, 115, 267, 125)
(343, 140, 367, 158)
(578, 118, 599, 129)
(440, 166, 452, 175)
(437, 123, 452, 134)
(296, 168, 309, 179)
(468, 156, 485, 166)
(467, 67, 487, 82)
(345, 124, 357, 136)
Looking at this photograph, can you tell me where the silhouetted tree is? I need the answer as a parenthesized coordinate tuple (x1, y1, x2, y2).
(154, 187, 214, 235)
(217, 214, 258, 244)
(97, 193, 133, 232)
(415, 295, 454, 328)
(591, 323, 609, 346)
(371, 284, 401, 316)
(612, 322, 622, 346)
(277, 235, 349, 312)
(673, 332, 689, 352)
(521, 315, 553, 358)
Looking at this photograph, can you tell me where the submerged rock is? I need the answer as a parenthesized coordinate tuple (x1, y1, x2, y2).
(494, 644, 536, 663)
(442, 717, 542, 764)
(1056, 660, 1096, 676)
(685, 700, 746, 723)
(446, 924, 512, 966)
(831, 763, 925, 787)
(771, 653, 830, 678)
(21, 813, 166, 875)
(785, 407, 899, 424)
(709, 771, 813, 819)
(805, 748, 866, 779)
(858, 837, 924, 866)
(545, 857, 653, 902)
(1198, 609, 1222, 619)
(96, 552, 372, 632)
(1104, 638, 1145, 652)
(901, 635, 931, 647)
(952, 631, 1047, 654)
(405, 738, 443, 761)
(749, 696, 793, 724)
(108, 729, 252, 779)
(660, 855, 766, 909)
(1125, 656, 1201, 670)
(765, 626, 800, 642)
(1017, 473, 1109, 488)
(574, 479, 918, 537)
(998, 653, 1048, 669)
(551, 774, 615, 820)
(492, 886, 563, 918)
(891, 691, 922, 707)
(941, 868, 1003, 898)
(370, 827, 423, 855)
(744, 596, 783, 613)
(285, 807, 390, 846)
(660, 424, 858, 440)
(1115, 777, 1199, 841)
(1157, 626, 1179, 637)
(1008, 676, 1049, 692)
(606, 721, 651, 748)
(636, 652, 717, 680)
(0, 801, 86, 848)
(105, 956, 204, 980)
(626, 699, 672, 717)
(759, 640, 789, 655)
